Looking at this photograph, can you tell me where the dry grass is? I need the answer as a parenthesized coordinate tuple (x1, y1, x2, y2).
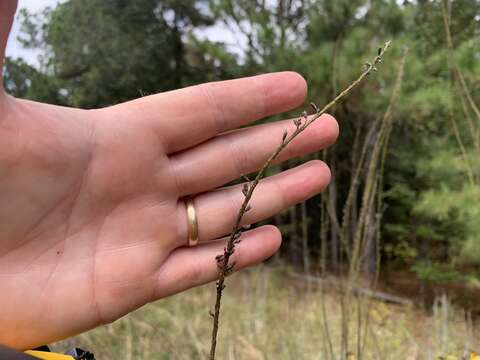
(52, 267, 478, 359)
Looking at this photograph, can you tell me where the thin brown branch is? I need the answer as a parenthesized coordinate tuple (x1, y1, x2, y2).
(209, 40, 392, 360)
(442, 0, 479, 184)
(442, 0, 480, 131)
(349, 47, 407, 280)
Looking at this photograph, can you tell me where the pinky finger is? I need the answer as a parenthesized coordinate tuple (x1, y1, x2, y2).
(153, 225, 281, 299)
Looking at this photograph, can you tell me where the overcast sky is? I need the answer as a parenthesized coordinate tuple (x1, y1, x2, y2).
(5, 0, 62, 63)
(6, 1, 406, 67)
(5, 0, 239, 67)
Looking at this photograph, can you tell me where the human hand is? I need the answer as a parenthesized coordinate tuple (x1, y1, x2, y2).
(0, 1, 338, 350)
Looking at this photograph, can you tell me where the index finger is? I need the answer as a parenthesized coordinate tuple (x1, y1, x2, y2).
(109, 72, 307, 154)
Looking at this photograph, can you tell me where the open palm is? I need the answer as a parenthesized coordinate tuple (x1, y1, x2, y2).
(0, 2, 338, 351)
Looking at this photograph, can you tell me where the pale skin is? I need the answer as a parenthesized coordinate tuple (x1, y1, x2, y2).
(0, 0, 339, 350)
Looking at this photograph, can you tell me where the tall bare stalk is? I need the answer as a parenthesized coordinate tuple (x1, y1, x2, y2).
(318, 48, 407, 360)
(349, 48, 408, 280)
(209, 41, 392, 359)
(442, 0, 479, 186)
(358, 52, 408, 359)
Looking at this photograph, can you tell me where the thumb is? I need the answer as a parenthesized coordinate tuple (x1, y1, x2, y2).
(0, 0, 18, 90)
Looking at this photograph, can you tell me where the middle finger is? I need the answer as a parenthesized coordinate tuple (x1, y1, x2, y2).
(170, 113, 338, 196)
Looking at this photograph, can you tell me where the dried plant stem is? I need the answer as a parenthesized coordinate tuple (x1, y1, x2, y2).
(346, 48, 407, 360)
(209, 41, 392, 360)
(442, 0, 479, 185)
(442, 0, 480, 127)
(349, 47, 407, 280)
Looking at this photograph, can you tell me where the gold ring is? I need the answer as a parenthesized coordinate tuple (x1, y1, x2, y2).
(185, 197, 199, 246)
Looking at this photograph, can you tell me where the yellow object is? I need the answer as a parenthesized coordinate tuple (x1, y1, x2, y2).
(24, 350, 74, 360)
(346, 352, 355, 360)
(471, 351, 480, 360)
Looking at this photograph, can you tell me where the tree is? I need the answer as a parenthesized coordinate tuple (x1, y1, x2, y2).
(15, 0, 231, 108)
(3, 57, 64, 103)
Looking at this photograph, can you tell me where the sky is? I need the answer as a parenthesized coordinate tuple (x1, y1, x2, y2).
(5, 0, 62, 64)
(5, 1, 407, 67)
(5, 0, 240, 67)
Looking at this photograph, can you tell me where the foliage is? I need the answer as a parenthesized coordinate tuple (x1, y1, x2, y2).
(3, 56, 65, 103)
(9, 0, 234, 108)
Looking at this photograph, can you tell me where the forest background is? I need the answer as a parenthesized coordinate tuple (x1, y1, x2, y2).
(4, 1, 480, 358)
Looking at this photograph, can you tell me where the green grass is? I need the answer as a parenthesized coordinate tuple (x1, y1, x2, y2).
(52, 266, 479, 359)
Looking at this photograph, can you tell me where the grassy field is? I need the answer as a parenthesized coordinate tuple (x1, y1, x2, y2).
(53, 266, 479, 360)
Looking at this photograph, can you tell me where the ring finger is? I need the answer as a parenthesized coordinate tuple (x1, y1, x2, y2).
(175, 160, 331, 246)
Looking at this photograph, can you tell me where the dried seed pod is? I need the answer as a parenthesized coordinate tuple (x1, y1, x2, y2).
(226, 262, 236, 276)
(245, 204, 252, 212)
(310, 102, 319, 113)
(282, 129, 288, 142)
(242, 183, 249, 196)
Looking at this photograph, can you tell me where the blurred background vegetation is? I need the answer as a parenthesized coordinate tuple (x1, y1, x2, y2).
(3, 0, 480, 358)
